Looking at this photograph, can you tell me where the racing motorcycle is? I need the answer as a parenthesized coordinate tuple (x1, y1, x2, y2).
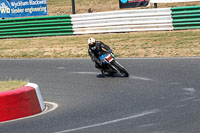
(99, 51, 129, 77)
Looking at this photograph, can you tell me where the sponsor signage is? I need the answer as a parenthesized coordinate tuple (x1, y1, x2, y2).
(151, 0, 200, 3)
(119, 0, 150, 8)
(0, 0, 47, 18)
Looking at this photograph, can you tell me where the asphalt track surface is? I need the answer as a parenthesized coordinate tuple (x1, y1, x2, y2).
(0, 58, 200, 133)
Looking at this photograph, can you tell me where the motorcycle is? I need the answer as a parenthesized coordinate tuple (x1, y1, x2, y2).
(99, 51, 129, 77)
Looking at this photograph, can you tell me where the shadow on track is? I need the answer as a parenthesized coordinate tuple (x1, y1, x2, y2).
(96, 73, 128, 78)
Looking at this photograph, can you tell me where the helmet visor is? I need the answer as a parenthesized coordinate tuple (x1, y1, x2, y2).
(88, 42, 95, 47)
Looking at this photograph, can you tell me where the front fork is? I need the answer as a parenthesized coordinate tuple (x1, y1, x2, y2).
(110, 61, 120, 73)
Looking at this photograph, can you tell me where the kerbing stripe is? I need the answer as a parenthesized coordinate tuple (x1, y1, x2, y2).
(26, 83, 45, 111)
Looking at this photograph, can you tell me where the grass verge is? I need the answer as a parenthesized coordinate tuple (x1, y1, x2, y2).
(0, 80, 28, 92)
(1, 30, 200, 58)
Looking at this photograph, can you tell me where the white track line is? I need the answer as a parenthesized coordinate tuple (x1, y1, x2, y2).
(54, 109, 160, 133)
(71, 72, 153, 81)
(129, 75, 152, 81)
(70, 72, 99, 75)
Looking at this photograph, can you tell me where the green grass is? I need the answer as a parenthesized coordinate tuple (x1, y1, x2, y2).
(0, 80, 28, 92)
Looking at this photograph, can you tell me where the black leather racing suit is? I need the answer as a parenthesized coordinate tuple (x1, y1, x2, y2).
(88, 41, 111, 69)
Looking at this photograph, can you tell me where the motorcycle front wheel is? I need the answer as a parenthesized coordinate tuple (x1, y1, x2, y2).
(111, 61, 129, 77)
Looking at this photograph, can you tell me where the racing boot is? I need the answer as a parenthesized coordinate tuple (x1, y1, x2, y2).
(101, 69, 105, 75)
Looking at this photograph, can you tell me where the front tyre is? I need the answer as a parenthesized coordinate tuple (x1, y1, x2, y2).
(111, 61, 129, 77)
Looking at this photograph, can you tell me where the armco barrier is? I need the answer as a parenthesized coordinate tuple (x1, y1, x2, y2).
(0, 15, 73, 39)
(0, 83, 45, 122)
(71, 8, 174, 34)
(172, 5, 200, 30)
(0, 5, 199, 39)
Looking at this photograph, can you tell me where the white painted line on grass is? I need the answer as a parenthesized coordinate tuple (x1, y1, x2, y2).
(54, 109, 160, 133)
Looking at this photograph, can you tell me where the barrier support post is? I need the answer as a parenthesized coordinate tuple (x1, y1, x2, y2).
(72, 0, 76, 14)
(154, 3, 158, 8)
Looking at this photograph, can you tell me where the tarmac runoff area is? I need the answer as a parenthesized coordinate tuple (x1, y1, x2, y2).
(0, 58, 200, 133)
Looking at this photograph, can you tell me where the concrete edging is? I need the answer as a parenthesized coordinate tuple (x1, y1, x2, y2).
(0, 83, 45, 122)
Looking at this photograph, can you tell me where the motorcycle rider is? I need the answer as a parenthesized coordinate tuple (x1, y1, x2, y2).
(88, 37, 112, 73)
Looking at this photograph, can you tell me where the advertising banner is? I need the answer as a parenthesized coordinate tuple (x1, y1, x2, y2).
(119, 0, 150, 8)
(150, 0, 200, 3)
(0, 0, 47, 18)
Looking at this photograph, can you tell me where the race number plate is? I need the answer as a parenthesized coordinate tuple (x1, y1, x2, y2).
(106, 54, 113, 62)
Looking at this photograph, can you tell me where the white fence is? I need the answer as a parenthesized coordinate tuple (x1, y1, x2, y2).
(71, 8, 173, 34)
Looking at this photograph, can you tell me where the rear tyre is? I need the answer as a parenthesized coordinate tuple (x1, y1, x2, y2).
(111, 61, 129, 77)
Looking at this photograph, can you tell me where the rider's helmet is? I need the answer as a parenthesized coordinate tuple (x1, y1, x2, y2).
(88, 38, 96, 46)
